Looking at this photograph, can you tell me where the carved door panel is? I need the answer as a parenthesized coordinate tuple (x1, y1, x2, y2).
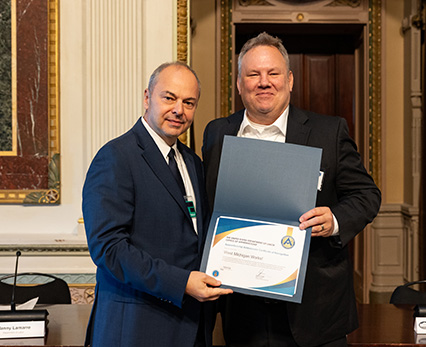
(290, 53, 355, 138)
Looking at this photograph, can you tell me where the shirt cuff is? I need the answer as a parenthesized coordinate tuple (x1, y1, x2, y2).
(332, 214, 339, 236)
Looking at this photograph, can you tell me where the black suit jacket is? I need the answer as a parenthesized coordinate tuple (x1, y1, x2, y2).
(83, 118, 212, 347)
(202, 106, 381, 346)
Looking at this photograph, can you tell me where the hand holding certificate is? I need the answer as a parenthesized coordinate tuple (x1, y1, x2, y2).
(205, 217, 306, 298)
(201, 136, 322, 303)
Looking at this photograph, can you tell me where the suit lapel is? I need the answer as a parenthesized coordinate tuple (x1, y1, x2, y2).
(225, 110, 245, 136)
(286, 105, 311, 146)
(132, 120, 192, 221)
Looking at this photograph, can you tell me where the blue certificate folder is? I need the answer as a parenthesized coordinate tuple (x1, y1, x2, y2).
(201, 136, 322, 303)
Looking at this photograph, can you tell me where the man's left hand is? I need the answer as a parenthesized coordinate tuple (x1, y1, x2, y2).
(299, 206, 334, 237)
(185, 271, 233, 302)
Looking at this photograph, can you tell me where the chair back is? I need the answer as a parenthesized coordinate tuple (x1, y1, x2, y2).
(390, 280, 426, 305)
(0, 272, 71, 305)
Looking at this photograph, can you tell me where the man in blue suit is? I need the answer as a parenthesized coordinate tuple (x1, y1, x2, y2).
(82, 62, 232, 347)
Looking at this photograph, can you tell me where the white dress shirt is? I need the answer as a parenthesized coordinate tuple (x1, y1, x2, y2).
(141, 117, 198, 233)
(237, 107, 288, 143)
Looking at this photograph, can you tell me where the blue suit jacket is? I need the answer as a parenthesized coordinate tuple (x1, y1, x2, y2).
(202, 106, 381, 346)
(83, 118, 211, 347)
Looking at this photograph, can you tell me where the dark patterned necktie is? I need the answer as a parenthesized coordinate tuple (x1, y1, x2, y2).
(168, 148, 186, 195)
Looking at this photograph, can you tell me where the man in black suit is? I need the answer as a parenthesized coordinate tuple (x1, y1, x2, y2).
(202, 32, 381, 347)
(83, 62, 232, 347)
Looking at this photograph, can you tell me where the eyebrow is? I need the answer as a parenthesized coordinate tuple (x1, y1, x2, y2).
(163, 90, 197, 102)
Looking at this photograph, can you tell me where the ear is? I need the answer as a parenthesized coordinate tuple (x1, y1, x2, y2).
(143, 89, 150, 110)
(237, 77, 242, 95)
(288, 71, 294, 92)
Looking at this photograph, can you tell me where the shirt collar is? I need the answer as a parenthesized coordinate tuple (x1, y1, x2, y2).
(141, 117, 177, 160)
(238, 106, 290, 138)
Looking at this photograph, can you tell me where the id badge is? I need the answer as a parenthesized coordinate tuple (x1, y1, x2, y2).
(184, 196, 196, 218)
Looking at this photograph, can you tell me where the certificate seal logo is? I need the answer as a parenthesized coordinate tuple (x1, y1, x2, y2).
(281, 235, 295, 249)
(212, 270, 219, 277)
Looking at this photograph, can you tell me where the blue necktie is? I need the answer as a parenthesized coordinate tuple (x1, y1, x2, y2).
(168, 148, 186, 195)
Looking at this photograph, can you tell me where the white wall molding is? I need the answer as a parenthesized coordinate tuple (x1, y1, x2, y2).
(83, 0, 176, 167)
(370, 203, 419, 302)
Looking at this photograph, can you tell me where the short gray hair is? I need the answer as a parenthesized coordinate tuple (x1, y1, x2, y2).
(238, 32, 290, 77)
(147, 61, 201, 97)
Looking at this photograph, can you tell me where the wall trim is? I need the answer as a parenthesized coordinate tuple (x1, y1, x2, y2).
(369, 203, 420, 303)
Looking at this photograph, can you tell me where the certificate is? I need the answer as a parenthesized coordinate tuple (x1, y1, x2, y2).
(205, 216, 306, 298)
(200, 136, 322, 303)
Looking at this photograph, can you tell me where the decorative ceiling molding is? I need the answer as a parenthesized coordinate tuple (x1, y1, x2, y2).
(237, 0, 361, 7)
(326, 0, 361, 7)
(238, 0, 273, 6)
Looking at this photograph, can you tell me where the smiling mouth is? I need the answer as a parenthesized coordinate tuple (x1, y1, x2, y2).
(256, 92, 274, 97)
(167, 119, 185, 127)
(168, 118, 183, 123)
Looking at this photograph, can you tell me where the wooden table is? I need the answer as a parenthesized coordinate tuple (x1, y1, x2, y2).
(347, 304, 426, 346)
(212, 304, 426, 347)
(0, 304, 425, 346)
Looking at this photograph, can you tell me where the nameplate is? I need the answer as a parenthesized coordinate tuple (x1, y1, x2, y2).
(0, 321, 45, 339)
(414, 316, 426, 334)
